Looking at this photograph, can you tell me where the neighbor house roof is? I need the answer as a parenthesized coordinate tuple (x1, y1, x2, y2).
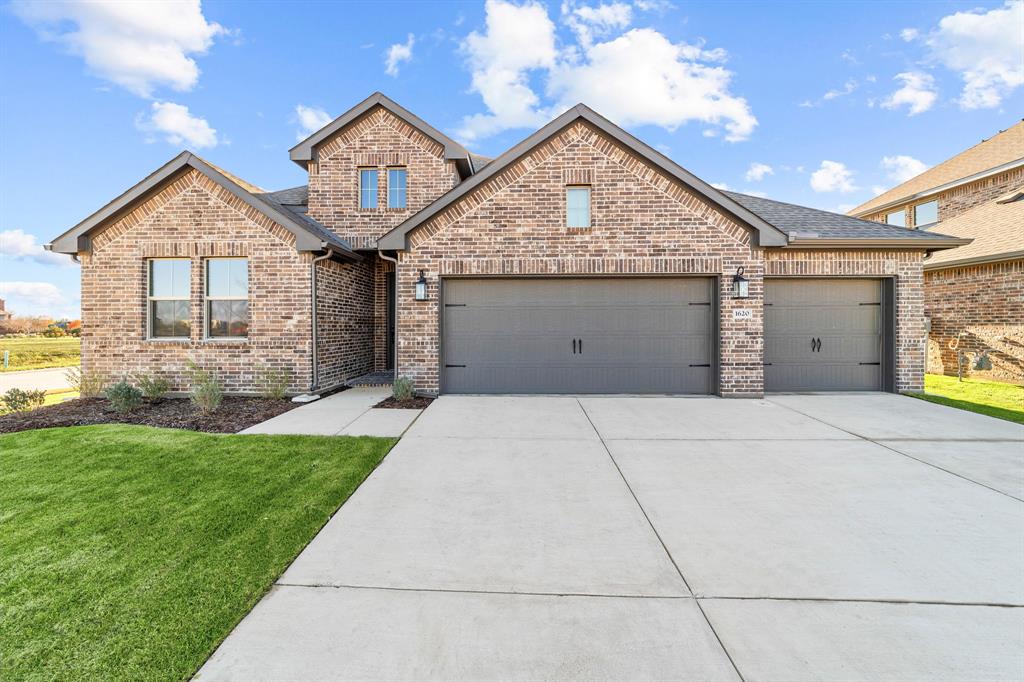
(379, 104, 791, 250)
(849, 120, 1024, 217)
(923, 191, 1024, 269)
(725, 192, 969, 249)
(48, 152, 358, 260)
(289, 92, 477, 178)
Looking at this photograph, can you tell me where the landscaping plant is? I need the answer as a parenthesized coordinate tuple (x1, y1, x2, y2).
(393, 375, 415, 401)
(64, 366, 106, 398)
(255, 364, 291, 400)
(134, 372, 171, 400)
(187, 360, 223, 415)
(104, 380, 144, 414)
(1, 388, 46, 414)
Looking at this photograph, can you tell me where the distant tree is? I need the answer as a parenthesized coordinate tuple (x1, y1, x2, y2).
(0, 316, 52, 336)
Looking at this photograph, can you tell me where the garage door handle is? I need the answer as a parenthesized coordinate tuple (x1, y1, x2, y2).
(572, 338, 577, 354)
(579, 338, 583, 354)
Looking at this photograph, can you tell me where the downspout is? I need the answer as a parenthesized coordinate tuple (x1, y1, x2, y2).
(378, 248, 400, 375)
(310, 246, 334, 392)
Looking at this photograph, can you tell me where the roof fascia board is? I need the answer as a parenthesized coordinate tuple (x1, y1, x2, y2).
(784, 237, 973, 250)
(850, 157, 1024, 217)
(924, 249, 1024, 270)
(379, 105, 789, 250)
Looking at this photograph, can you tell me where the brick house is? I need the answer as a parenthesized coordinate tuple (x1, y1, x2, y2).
(849, 120, 1023, 384)
(49, 93, 967, 397)
(0, 299, 12, 322)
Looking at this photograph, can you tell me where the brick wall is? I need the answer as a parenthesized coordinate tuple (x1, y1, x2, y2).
(925, 259, 1024, 384)
(764, 250, 927, 392)
(314, 256, 376, 390)
(306, 106, 461, 250)
(394, 121, 764, 396)
(81, 168, 315, 394)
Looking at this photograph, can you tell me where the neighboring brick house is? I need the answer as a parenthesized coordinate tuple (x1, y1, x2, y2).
(49, 93, 967, 397)
(849, 121, 1023, 384)
(0, 299, 12, 321)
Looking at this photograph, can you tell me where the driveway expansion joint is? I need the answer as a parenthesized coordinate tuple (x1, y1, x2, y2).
(275, 582, 695, 600)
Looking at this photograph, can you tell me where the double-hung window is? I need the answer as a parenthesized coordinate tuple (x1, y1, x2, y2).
(566, 186, 591, 228)
(148, 259, 191, 339)
(388, 168, 407, 209)
(205, 258, 249, 338)
(359, 169, 378, 208)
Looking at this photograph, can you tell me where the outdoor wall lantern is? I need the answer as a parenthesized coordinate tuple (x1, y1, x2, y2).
(415, 270, 428, 301)
(732, 266, 749, 298)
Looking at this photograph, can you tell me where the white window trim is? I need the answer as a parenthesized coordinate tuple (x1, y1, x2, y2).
(146, 258, 191, 341)
(204, 258, 249, 340)
(387, 167, 408, 210)
(359, 167, 379, 209)
(566, 185, 592, 228)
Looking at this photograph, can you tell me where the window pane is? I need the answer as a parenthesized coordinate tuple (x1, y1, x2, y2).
(150, 259, 191, 298)
(207, 259, 248, 297)
(360, 169, 378, 208)
(914, 200, 938, 226)
(173, 300, 191, 338)
(886, 210, 905, 227)
(388, 169, 407, 209)
(567, 187, 591, 228)
(151, 300, 190, 338)
(208, 300, 248, 337)
(230, 259, 248, 296)
(229, 301, 249, 337)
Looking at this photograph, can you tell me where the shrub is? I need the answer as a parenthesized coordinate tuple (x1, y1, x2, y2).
(135, 372, 171, 400)
(187, 360, 223, 415)
(104, 380, 143, 414)
(42, 324, 66, 338)
(64, 367, 106, 398)
(255, 364, 290, 400)
(393, 375, 415, 402)
(1, 388, 46, 414)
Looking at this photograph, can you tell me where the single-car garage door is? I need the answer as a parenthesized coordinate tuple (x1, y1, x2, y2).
(765, 279, 890, 392)
(441, 278, 714, 394)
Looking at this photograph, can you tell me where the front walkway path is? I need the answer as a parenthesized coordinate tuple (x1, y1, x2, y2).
(239, 387, 421, 437)
(198, 393, 1024, 681)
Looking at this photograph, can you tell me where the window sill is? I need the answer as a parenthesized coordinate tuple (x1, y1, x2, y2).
(146, 338, 191, 343)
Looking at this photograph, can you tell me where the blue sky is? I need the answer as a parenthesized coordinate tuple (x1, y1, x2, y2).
(1, 0, 1021, 319)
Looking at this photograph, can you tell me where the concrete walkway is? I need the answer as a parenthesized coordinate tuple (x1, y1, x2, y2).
(198, 393, 1024, 681)
(239, 387, 422, 437)
(0, 366, 75, 393)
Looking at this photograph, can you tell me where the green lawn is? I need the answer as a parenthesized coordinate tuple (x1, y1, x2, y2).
(0, 425, 396, 681)
(909, 374, 1024, 424)
(0, 337, 81, 371)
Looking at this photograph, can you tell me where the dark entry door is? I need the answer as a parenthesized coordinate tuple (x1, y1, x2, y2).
(764, 279, 882, 391)
(441, 278, 714, 394)
(386, 271, 396, 370)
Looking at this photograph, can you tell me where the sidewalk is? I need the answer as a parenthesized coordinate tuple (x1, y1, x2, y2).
(0, 367, 75, 393)
(240, 386, 423, 437)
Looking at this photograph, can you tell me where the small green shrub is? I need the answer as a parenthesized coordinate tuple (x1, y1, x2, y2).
(393, 375, 415, 402)
(135, 372, 171, 400)
(1, 388, 46, 414)
(187, 360, 223, 415)
(104, 380, 143, 414)
(255, 364, 291, 400)
(64, 367, 106, 398)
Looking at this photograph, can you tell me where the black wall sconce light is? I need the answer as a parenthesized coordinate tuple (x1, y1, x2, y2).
(732, 266, 749, 298)
(415, 270, 428, 301)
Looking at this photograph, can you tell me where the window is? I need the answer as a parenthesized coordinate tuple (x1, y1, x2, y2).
(566, 186, 591, 228)
(148, 259, 191, 339)
(886, 210, 905, 227)
(205, 258, 248, 338)
(914, 200, 938, 227)
(359, 169, 378, 209)
(387, 168, 407, 209)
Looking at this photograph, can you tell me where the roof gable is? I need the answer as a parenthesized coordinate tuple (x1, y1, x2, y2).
(379, 105, 789, 250)
(48, 152, 357, 259)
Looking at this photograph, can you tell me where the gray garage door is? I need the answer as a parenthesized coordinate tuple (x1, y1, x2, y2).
(442, 278, 714, 394)
(764, 279, 883, 391)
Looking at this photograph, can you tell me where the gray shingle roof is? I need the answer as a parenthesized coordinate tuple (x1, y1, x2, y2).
(260, 185, 308, 206)
(256, 187, 352, 253)
(724, 191, 967, 244)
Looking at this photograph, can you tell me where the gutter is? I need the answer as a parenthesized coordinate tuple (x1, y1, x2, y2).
(783, 237, 973, 250)
(924, 249, 1024, 271)
(310, 246, 334, 392)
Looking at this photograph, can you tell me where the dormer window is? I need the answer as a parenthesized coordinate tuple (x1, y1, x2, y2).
(359, 169, 378, 209)
(566, 186, 591, 228)
(388, 168, 407, 209)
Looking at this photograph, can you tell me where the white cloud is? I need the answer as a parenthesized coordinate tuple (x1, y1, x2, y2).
(823, 79, 857, 100)
(294, 104, 332, 140)
(810, 160, 857, 193)
(564, 1, 633, 46)
(137, 101, 218, 148)
(871, 185, 888, 195)
(744, 162, 774, 182)
(710, 182, 730, 190)
(0, 282, 77, 319)
(11, 0, 226, 98)
(881, 71, 937, 115)
(899, 28, 919, 42)
(925, 1, 1024, 109)
(0, 229, 73, 267)
(457, 0, 756, 142)
(881, 155, 929, 184)
(385, 33, 415, 76)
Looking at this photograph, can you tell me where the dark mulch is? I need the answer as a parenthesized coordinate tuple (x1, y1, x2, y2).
(0, 396, 300, 435)
(374, 395, 434, 410)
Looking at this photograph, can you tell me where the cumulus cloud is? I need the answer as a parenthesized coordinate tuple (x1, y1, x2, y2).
(457, 0, 756, 142)
(881, 71, 937, 115)
(744, 163, 774, 182)
(294, 104, 332, 140)
(0, 281, 77, 319)
(136, 101, 218, 148)
(881, 155, 929, 184)
(925, 1, 1024, 109)
(11, 0, 227, 98)
(899, 28, 919, 42)
(385, 33, 415, 76)
(0, 229, 72, 267)
(810, 160, 857, 193)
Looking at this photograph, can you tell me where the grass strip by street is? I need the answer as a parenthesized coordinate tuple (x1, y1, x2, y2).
(0, 337, 80, 371)
(909, 374, 1024, 425)
(0, 425, 396, 680)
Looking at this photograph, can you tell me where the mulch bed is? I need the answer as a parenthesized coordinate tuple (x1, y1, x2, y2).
(374, 395, 434, 410)
(0, 396, 300, 435)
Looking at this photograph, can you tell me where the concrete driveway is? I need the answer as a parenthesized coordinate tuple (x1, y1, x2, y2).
(197, 394, 1024, 681)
